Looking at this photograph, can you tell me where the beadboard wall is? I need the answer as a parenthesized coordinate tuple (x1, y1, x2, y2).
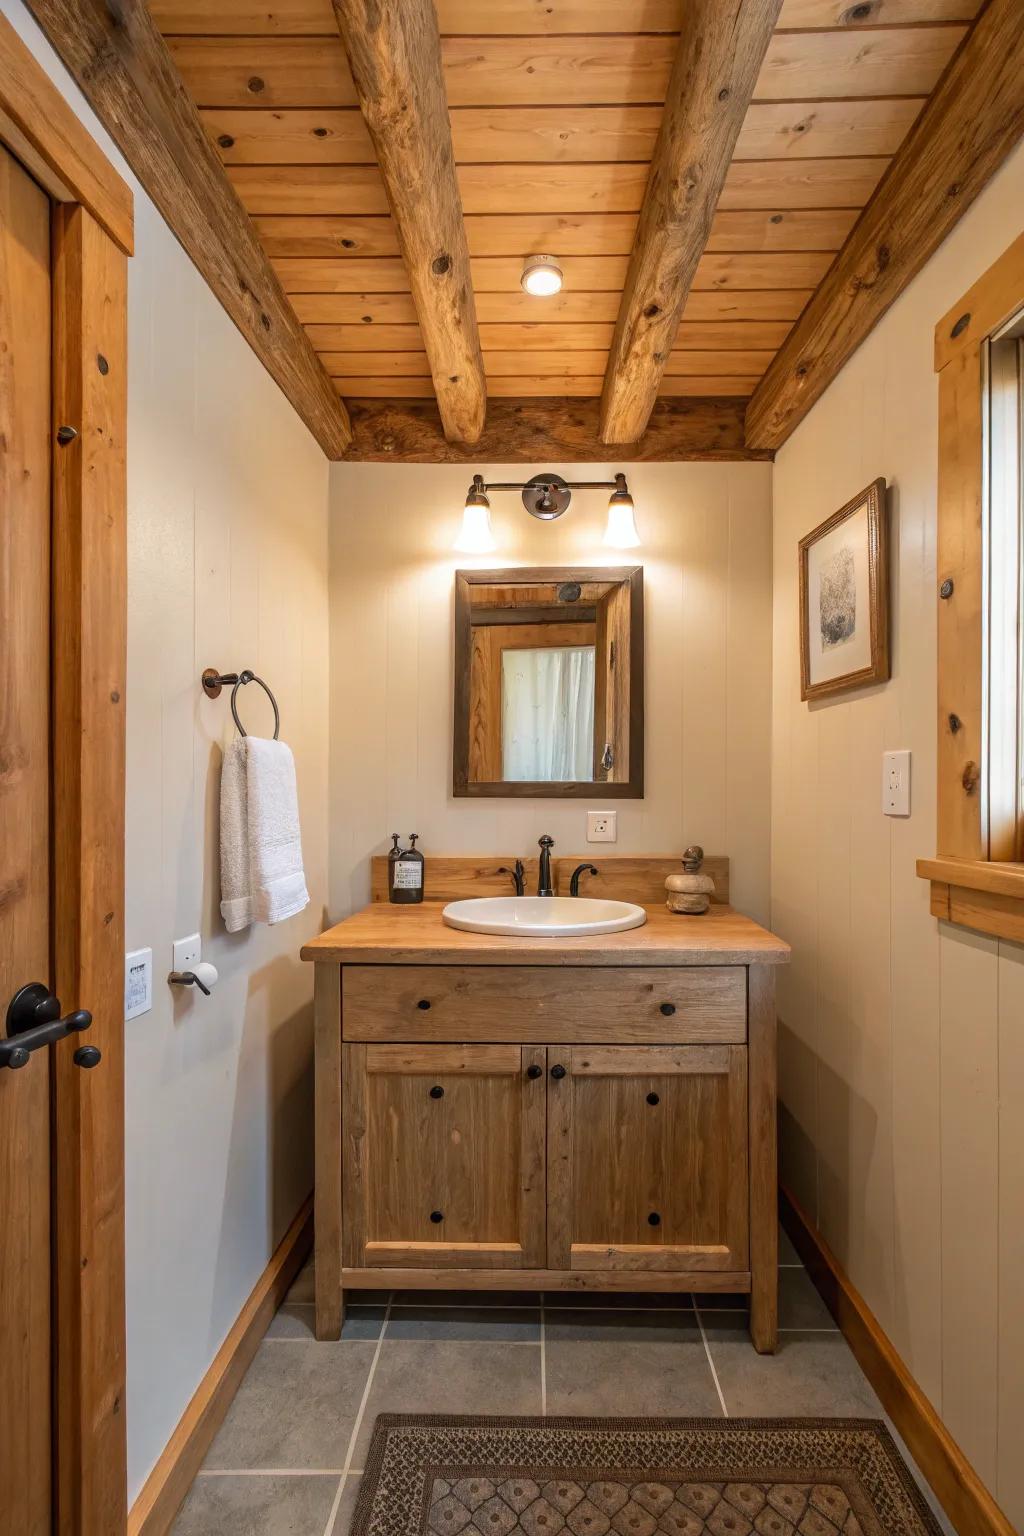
(1, 0, 331, 1504)
(771, 142, 1024, 1529)
(327, 461, 772, 926)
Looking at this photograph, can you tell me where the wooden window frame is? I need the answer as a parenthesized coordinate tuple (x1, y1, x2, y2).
(918, 231, 1024, 944)
(0, 15, 131, 1533)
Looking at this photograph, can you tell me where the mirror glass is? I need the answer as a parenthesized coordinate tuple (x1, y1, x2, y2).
(454, 567, 644, 798)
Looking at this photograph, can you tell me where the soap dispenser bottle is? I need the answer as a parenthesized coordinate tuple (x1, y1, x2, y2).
(390, 833, 425, 904)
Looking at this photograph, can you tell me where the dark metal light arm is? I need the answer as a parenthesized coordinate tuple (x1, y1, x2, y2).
(466, 471, 630, 522)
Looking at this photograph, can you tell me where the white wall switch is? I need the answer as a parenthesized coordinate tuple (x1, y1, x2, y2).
(125, 948, 153, 1021)
(587, 810, 617, 843)
(173, 932, 202, 972)
(882, 750, 911, 816)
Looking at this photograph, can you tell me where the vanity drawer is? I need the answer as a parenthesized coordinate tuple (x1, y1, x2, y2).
(341, 965, 746, 1043)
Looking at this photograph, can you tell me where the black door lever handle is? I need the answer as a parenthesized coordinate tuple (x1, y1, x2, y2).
(1, 983, 93, 1070)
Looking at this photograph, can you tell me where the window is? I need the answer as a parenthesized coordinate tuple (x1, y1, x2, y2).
(986, 315, 1024, 859)
(917, 232, 1024, 940)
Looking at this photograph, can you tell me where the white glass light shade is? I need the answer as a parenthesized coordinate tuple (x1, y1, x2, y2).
(604, 492, 641, 548)
(454, 500, 497, 553)
(521, 255, 563, 297)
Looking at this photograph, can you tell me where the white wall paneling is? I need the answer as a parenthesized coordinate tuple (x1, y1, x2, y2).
(771, 140, 1024, 1528)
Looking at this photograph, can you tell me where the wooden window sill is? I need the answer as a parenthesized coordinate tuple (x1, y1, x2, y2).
(917, 857, 1024, 942)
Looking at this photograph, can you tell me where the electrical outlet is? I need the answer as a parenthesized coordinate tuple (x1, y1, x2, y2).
(173, 932, 202, 972)
(882, 750, 911, 816)
(587, 810, 617, 843)
(125, 948, 152, 1021)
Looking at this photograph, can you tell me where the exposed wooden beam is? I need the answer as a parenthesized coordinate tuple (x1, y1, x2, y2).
(24, 0, 352, 458)
(745, 0, 1024, 451)
(331, 0, 486, 444)
(341, 397, 772, 463)
(598, 0, 783, 445)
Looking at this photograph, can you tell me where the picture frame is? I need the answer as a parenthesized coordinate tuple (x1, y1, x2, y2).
(799, 477, 889, 702)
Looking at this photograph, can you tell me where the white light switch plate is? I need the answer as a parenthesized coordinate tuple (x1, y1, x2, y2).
(883, 750, 911, 816)
(125, 948, 152, 1021)
(173, 932, 202, 972)
(587, 810, 617, 843)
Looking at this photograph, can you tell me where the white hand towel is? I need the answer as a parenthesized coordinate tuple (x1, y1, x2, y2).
(219, 737, 309, 932)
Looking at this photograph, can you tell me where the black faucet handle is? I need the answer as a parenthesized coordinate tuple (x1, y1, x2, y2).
(498, 859, 526, 896)
(569, 862, 599, 897)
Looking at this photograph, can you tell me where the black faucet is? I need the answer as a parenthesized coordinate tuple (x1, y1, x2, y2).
(537, 835, 555, 896)
(498, 859, 526, 896)
(569, 862, 599, 897)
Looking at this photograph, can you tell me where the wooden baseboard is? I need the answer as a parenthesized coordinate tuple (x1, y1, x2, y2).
(127, 1196, 314, 1536)
(780, 1185, 1014, 1536)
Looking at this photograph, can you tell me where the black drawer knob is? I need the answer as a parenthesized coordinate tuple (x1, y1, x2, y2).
(74, 1045, 102, 1069)
(550, 1063, 567, 1080)
(659, 1002, 676, 1016)
(646, 1091, 660, 1106)
(429, 1210, 444, 1224)
(429, 1084, 444, 1099)
(526, 1064, 543, 1079)
(648, 1211, 661, 1226)
(417, 999, 431, 1010)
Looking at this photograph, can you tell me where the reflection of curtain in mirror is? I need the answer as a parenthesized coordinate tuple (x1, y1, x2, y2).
(502, 646, 595, 782)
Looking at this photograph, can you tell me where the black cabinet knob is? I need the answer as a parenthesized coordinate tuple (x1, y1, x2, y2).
(429, 1210, 444, 1224)
(74, 1045, 102, 1069)
(417, 999, 431, 1010)
(550, 1063, 567, 1080)
(648, 1211, 661, 1226)
(646, 1091, 660, 1106)
(429, 1084, 444, 1099)
(659, 1002, 676, 1016)
(526, 1064, 543, 1079)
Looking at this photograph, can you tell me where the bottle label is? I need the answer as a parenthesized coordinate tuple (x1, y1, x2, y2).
(393, 861, 423, 889)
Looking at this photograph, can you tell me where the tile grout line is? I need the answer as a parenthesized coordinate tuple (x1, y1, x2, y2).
(540, 1293, 547, 1416)
(692, 1296, 729, 1419)
(323, 1293, 394, 1536)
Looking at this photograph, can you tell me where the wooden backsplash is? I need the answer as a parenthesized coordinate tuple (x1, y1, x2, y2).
(370, 855, 730, 905)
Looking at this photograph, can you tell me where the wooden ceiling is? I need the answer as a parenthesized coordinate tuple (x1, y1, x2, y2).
(144, 0, 987, 445)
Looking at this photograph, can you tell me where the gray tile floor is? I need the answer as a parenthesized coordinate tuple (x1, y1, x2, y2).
(171, 1233, 953, 1536)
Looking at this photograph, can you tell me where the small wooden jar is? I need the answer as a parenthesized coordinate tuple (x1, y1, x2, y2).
(666, 845, 715, 914)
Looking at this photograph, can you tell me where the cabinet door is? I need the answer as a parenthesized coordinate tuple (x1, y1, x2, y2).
(548, 1045, 749, 1273)
(342, 1043, 546, 1269)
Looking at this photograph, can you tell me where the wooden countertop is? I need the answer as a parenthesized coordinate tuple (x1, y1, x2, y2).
(301, 902, 790, 967)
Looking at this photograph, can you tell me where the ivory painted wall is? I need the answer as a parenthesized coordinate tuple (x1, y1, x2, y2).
(771, 144, 1024, 1527)
(2, 1, 330, 1502)
(328, 460, 772, 925)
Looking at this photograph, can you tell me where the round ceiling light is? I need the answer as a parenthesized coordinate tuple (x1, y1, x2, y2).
(521, 255, 563, 297)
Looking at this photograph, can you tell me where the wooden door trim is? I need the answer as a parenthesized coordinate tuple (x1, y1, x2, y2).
(0, 34, 131, 1531)
(0, 14, 132, 254)
(51, 199, 129, 1536)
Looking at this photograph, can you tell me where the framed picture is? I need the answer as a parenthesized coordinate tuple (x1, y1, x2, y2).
(799, 478, 889, 702)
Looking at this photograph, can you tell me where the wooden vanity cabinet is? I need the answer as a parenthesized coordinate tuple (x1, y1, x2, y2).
(310, 936, 782, 1354)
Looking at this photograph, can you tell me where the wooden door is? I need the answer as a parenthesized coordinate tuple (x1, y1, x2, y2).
(548, 1045, 749, 1273)
(342, 1043, 547, 1268)
(0, 141, 53, 1536)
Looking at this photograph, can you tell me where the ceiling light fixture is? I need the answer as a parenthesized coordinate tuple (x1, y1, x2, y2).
(521, 255, 563, 297)
(454, 475, 497, 553)
(454, 472, 639, 550)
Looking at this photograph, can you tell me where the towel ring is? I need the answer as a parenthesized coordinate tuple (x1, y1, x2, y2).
(202, 668, 280, 740)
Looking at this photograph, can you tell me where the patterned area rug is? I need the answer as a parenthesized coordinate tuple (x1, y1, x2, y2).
(352, 1418, 941, 1536)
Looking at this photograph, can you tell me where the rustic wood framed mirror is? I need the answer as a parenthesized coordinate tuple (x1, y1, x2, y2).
(453, 566, 644, 798)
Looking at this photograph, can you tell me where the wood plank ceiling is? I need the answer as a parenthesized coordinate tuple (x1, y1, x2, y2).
(150, 0, 981, 428)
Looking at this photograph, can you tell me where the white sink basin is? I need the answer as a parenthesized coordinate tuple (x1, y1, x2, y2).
(441, 895, 647, 938)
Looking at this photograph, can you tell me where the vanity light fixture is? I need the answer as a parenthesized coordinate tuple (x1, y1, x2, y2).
(521, 255, 563, 297)
(604, 478, 641, 549)
(454, 475, 497, 553)
(454, 471, 640, 549)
